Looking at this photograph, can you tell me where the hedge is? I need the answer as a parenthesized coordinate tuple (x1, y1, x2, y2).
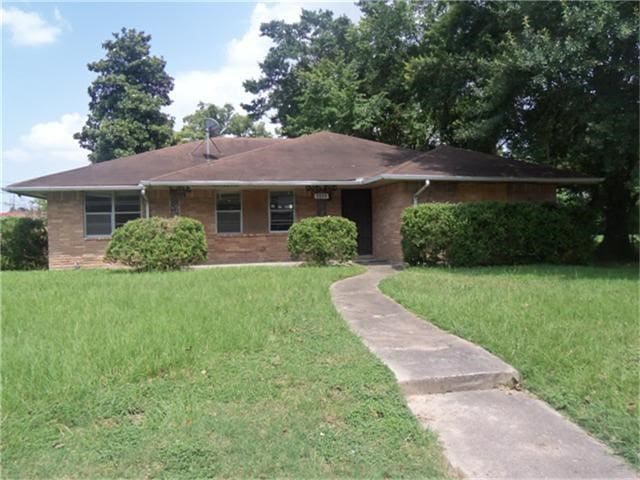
(0, 217, 48, 270)
(288, 216, 358, 265)
(401, 202, 596, 266)
(105, 216, 207, 271)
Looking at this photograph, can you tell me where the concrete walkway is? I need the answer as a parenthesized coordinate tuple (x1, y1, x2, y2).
(331, 266, 637, 479)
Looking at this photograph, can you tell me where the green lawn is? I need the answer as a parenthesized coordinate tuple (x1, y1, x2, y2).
(380, 265, 639, 468)
(1, 267, 450, 478)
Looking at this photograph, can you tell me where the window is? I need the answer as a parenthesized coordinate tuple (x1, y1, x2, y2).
(216, 192, 242, 233)
(85, 192, 141, 237)
(270, 191, 294, 232)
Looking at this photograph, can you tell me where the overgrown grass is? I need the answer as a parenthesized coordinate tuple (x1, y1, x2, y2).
(2, 267, 450, 478)
(381, 265, 639, 468)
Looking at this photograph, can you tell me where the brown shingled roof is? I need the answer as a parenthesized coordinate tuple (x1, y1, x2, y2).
(388, 145, 595, 180)
(149, 131, 422, 183)
(7, 137, 282, 190)
(5, 132, 600, 194)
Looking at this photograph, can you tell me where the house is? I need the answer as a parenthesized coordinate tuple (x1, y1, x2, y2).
(5, 131, 601, 269)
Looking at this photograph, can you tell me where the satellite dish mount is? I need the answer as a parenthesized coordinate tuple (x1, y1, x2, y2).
(204, 118, 223, 158)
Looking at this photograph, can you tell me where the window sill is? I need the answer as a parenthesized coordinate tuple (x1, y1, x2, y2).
(84, 235, 112, 241)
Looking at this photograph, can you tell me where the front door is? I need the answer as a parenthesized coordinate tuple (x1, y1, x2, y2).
(341, 189, 373, 255)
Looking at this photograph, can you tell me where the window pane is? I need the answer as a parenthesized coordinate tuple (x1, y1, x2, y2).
(115, 213, 140, 228)
(217, 193, 241, 211)
(86, 214, 112, 236)
(85, 194, 112, 213)
(270, 191, 294, 211)
(217, 211, 241, 233)
(115, 194, 140, 213)
(270, 211, 294, 231)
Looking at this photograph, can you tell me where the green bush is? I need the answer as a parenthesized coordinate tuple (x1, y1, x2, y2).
(402, 202, 596, 266)
(0, 217, 48, 270)
(288, 216, 357, 265)
(105, 216, 207, 271)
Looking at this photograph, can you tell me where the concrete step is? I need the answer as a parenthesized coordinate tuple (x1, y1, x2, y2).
(408, 389, 637, 479)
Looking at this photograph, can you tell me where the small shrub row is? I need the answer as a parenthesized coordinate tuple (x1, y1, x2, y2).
(288, 216, 357, 265)
(0, 217, 48, 270)
(105, 216, 207, 271)
(402, 202, 596, 266)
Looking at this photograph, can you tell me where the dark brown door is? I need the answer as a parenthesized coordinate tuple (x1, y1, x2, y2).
(341, 189, 373, 255)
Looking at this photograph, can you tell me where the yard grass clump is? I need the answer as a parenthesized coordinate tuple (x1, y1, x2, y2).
(381, 265, 639, 468)
(2, 266, 450, 478)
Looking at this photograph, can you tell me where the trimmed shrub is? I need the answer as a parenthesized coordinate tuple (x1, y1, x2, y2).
(105, 216, 207, 271)
(288, 216, 358, 265)
(0, 217, 48, 270)
(402, 202, 596, 266)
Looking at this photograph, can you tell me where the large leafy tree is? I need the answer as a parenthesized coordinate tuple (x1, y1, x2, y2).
(176, 102, 270, 142)
(74, 28, 175, 162)
(242, 9, 355, 134)
(408, 1, 639, 259)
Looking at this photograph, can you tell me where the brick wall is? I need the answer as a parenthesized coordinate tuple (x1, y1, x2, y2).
(45, 182, 554, 269)
(47, 191, 110, 269)
(371, 182, 414, 263)
(45, 187, 342, 268)
(372, 181, 557, 263)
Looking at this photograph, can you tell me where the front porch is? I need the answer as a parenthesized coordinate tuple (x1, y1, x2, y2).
(145, 185, 388, 265)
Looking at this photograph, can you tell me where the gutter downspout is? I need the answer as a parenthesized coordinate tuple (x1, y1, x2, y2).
(413, 180, 431, 206)
(141, 185, 150, 218)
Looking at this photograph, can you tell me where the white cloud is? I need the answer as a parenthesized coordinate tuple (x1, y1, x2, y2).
(168, 2, 361, 129)
(0, 6, 67, 46)
(3, 113, 89, 184)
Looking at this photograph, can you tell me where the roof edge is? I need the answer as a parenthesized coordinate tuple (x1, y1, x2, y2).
(381, 174, 604, 185)
(4, 185, 142, 196)
(141, 174, 603, 187)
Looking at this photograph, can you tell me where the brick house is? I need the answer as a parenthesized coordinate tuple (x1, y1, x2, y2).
(5, 132, 600, 269)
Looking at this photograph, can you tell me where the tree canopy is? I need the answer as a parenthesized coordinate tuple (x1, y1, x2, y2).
(176, 102, 270, 142)
(244, 0, 639, 260)
(75, 28, 175, 162)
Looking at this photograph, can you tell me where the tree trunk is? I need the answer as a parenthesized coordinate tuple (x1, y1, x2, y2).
(596, 174, 636, 262)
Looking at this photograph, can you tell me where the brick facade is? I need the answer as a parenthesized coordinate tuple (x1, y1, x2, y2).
(46, 182, 555, 269)
(47, 191, 110, 269)
(46, 187, 341, 268)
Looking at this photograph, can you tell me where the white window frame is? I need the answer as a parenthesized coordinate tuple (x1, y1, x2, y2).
(215, 191, 243, 235)
(268, 190, 296, 233)
(84, 192, 141, 239)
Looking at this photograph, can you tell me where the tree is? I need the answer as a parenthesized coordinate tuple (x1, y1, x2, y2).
(74, 28, 175, 162)
(176, 102, 270, 142)
(242, 9, 355, 134)
(407, 1, 639, 259)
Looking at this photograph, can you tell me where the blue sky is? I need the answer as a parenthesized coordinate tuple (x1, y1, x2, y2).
(1, 1, 361, 210)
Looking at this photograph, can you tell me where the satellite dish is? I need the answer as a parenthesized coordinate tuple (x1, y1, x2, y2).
(203, 118, 223, 158)
(204, 118, 223, 137)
